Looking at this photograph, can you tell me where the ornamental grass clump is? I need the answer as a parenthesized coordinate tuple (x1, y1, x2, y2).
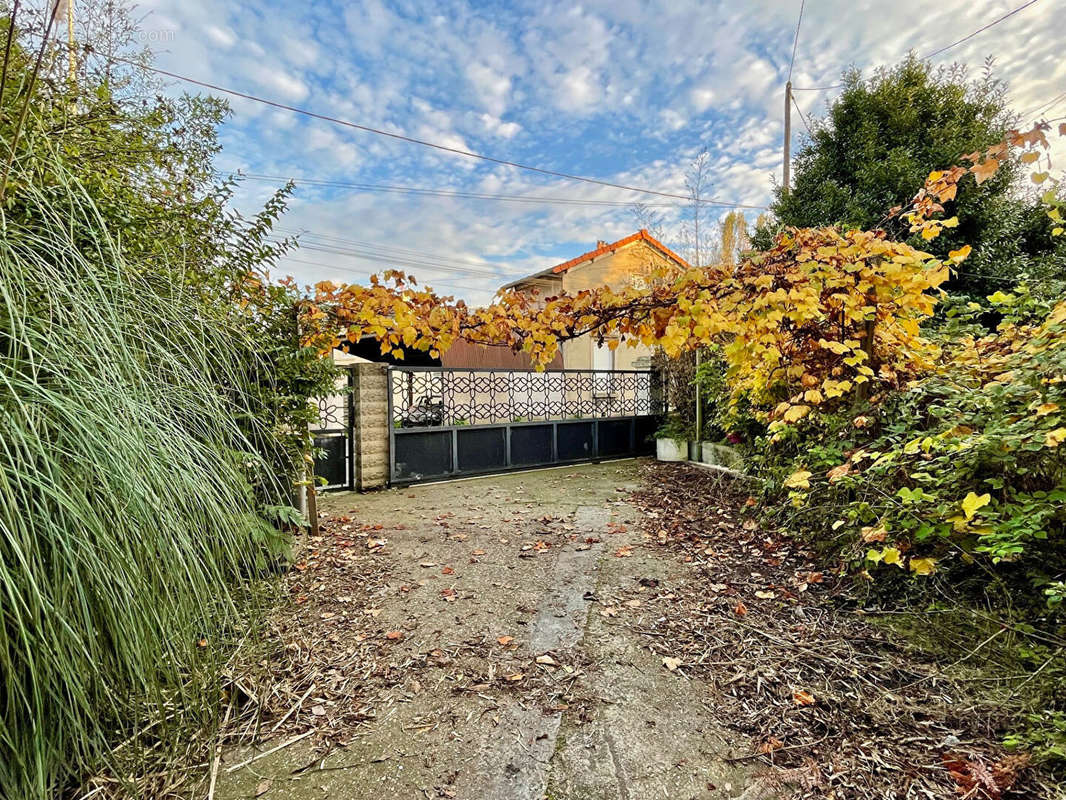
(0, 178, 278, 798)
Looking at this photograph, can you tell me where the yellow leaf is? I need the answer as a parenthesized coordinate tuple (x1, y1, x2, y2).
(909, 558, 936, 576)
(1020, 151, 1040, 164)
(1046, 428, 1066, 448)
(783, 405, 810, 423)
(784, 470, 812, 490)
(881, 547, 902, 566)
(948, 245, 971, 263)
(961, 491, 990, 520)
(1031, 171, 1050, 184)
(1035, 403, 1060, 417)
(987, 290, 1015, 306)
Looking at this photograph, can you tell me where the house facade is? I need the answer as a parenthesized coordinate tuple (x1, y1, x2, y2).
(500, 229, 688, 371)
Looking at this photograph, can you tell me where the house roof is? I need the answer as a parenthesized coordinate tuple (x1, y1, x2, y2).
(501, 229, 689, 291)
(549, 229, 688, 274)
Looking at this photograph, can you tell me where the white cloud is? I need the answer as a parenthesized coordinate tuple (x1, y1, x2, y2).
(203, 25, 237, 49)
(479, 113, 522, 139)
(130, 0, 1066, 304)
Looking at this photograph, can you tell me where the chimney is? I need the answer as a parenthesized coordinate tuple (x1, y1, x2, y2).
(596, 239, 608, 249)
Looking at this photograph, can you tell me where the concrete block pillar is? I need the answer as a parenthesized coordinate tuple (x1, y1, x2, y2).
(351, 363, 390, 490)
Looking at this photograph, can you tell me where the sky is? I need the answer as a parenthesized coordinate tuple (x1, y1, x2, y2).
(127, 0, 1066, 304)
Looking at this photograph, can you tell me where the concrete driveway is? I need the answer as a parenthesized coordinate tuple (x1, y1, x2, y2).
(216, 460, 752, 800)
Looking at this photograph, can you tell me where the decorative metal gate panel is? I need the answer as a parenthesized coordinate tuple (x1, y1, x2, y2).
(388, 367, 663, 486)
(311, 368, 354, 489)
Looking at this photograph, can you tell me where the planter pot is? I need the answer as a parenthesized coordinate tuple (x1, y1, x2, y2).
(699, 442, 745, 472)
(656, 438, 687, 462)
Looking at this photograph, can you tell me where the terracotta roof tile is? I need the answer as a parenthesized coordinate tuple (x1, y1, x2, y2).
(549, 229, 689, 274)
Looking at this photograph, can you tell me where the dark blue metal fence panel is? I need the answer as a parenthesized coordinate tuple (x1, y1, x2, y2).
(387, 365, 663, 485)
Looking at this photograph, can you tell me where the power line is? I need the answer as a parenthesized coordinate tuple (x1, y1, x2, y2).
(791, 95, 814, 137)
(787, 0, 806, 83)
(921, 0, 1041, 60)
(274, 228, 512, 270)
(277, 255, 495, 293)
(1024, 90, 1066, 120)
(790, 0, 1043, 95)
(74, 43, 763, 208)
(269, 231, 546, 280)
(273, 240, 508, 278)
(233, 171, 689, 208)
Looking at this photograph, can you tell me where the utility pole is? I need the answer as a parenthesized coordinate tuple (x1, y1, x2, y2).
(783, 80, 792, 194)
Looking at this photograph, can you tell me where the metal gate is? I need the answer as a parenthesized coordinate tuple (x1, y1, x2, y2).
(388, 366, 663, 486)
(310, 369, 354, 490)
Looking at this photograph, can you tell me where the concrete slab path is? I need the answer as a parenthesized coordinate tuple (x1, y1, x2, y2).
(216, 460, 752, 800)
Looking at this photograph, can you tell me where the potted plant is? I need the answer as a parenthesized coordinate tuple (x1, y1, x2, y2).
(654, 415, 691, 462)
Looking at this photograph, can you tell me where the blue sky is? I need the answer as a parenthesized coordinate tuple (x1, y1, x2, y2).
(132, 0, 1066, 303)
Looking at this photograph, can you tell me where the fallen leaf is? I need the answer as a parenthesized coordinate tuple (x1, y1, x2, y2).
(793, 690, 816, 706)
(385, 630, 404, 640)
(733, 601, 748, 617)
(535, 654, 557, 665)
(441, 566, 454, 575)
(758, 737, 784, 754)
(614, 545, 633, 558)
(505, 672, 524, 682)
(662, 656, 682, 671)
(255, 779, 273, 796)
(497, 635, 515, 645)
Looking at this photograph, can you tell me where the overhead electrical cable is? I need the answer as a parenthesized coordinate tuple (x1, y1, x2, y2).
(231, 171, 692, 208)
(1024, 90, 1066, 119)
(791, 95, 814, 136)
(787, 0, 805, 83)
(272, 230, 524, 273)
(70, 42, 763, 208)
(791, 0, 1042, 94)
(277, 255, 496, 292)
(272, 241, 506, 277)
(921, 0, 1041, 60)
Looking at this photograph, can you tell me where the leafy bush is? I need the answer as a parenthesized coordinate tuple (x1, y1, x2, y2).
(0, 14, 336, 796)
(768, 290, 1066, 581)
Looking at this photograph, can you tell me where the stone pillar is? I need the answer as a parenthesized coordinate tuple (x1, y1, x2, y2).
(351, 362, 390, 490)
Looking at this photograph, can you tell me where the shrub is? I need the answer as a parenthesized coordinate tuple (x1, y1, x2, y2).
(0, 175, 285, 797)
